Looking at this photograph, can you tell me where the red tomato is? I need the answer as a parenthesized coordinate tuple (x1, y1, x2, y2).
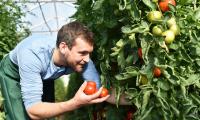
(84, 81, 97, 95)
(99, 88, 109, 98)
(138, 48, 142, 59)
(87, 81, 96, 88)
(126, 111, 133, 120)
(159, 0, 176, 12)
(153, 67, 162, 77)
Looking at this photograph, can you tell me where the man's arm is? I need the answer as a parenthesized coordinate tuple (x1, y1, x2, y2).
(27, 82, 110, 120)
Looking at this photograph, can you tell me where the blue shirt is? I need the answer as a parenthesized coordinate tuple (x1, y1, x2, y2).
(9, 35, 101, 109)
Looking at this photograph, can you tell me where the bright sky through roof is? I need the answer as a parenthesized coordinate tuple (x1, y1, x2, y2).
(16, 0, 77, 36)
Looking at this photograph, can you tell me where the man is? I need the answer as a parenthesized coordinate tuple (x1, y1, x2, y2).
(0, 21, 129, 120)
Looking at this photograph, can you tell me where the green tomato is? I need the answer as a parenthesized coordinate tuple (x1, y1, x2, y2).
(170, 24, 180, 35)
(152, 26, 162, 36)
(167, 17, 176, 27)
(140, 75, 148, 85)
(147, 11, 162, 23)
(162, 30, 175, 44)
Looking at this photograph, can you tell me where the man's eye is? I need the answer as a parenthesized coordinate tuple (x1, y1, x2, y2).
(80, 52, 88, 56)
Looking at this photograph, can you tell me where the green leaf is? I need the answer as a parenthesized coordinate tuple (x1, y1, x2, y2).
(190, 93, 200, 105)
(193, 8, 200, 21)
(93, 0, 105, 10)
(141, 90, 152, 114)
(181, 74, 200, 86)
(142, 0, 156, 10)
(129, 0, 140, 20)
(115, 66, 139, 80)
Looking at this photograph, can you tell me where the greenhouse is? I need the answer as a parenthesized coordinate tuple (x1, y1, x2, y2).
(0, 0, 200, 120)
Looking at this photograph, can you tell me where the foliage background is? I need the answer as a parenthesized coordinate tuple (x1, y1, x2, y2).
(0, 1, 30, 119)
(70, 0, 200, 120)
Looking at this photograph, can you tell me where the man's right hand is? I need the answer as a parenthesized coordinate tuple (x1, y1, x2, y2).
(71, 81, 110, 108)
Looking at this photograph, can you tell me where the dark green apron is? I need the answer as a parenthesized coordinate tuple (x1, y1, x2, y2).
(0, 55, 29, 120)
(0, 55, 55, 120)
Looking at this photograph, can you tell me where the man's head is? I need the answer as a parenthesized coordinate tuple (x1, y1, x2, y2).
(56, 21, 94, 72)
(56, 21, 94, 49)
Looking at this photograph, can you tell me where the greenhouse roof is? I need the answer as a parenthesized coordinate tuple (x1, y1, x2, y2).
(15, 0, 77, 36)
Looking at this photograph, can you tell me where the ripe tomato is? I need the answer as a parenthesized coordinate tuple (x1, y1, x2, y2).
(153, 67, 161, 77)
(152, 26, 162, 36)
(147, 11, 162, 22)
(138, 48, 142, 59)
(99, 88, 109, 98)
(159, 0, 176, 12)
(84, 81, 97, 95)
(87, 81, 96, 88)
(162, 30, 175, 44)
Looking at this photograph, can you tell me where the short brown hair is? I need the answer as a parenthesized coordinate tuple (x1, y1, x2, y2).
(56, 21, 94, 49)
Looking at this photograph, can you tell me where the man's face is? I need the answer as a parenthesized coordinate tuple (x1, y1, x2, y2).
(63, 37, 93, 72)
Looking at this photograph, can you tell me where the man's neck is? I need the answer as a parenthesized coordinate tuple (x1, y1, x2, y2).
(52, 48, 66, 67)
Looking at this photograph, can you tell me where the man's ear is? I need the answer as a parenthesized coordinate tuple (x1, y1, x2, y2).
(59, 42, 68, 54)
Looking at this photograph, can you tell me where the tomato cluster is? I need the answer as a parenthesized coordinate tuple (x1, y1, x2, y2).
(84, 81, 109, 97)
(147, 0, 179, 44)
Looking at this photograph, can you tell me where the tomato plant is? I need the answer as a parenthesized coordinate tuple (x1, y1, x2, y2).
(159, 0, 176, 12)
(84, 81, 97, 95)
(99, 88, 109, 98)
(153, 67, 161, 77)
(71, 0, 200, 120)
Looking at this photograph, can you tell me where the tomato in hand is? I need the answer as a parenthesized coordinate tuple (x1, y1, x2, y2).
(153, 67, 161, 77)
(84, 81, 97, 95)
(99, 88, 109, 98)
(159, 0, 176, 12)
(87, 81, 96, 88)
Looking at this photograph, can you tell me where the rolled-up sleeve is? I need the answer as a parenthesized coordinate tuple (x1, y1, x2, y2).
(82, 59, 101, 89)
